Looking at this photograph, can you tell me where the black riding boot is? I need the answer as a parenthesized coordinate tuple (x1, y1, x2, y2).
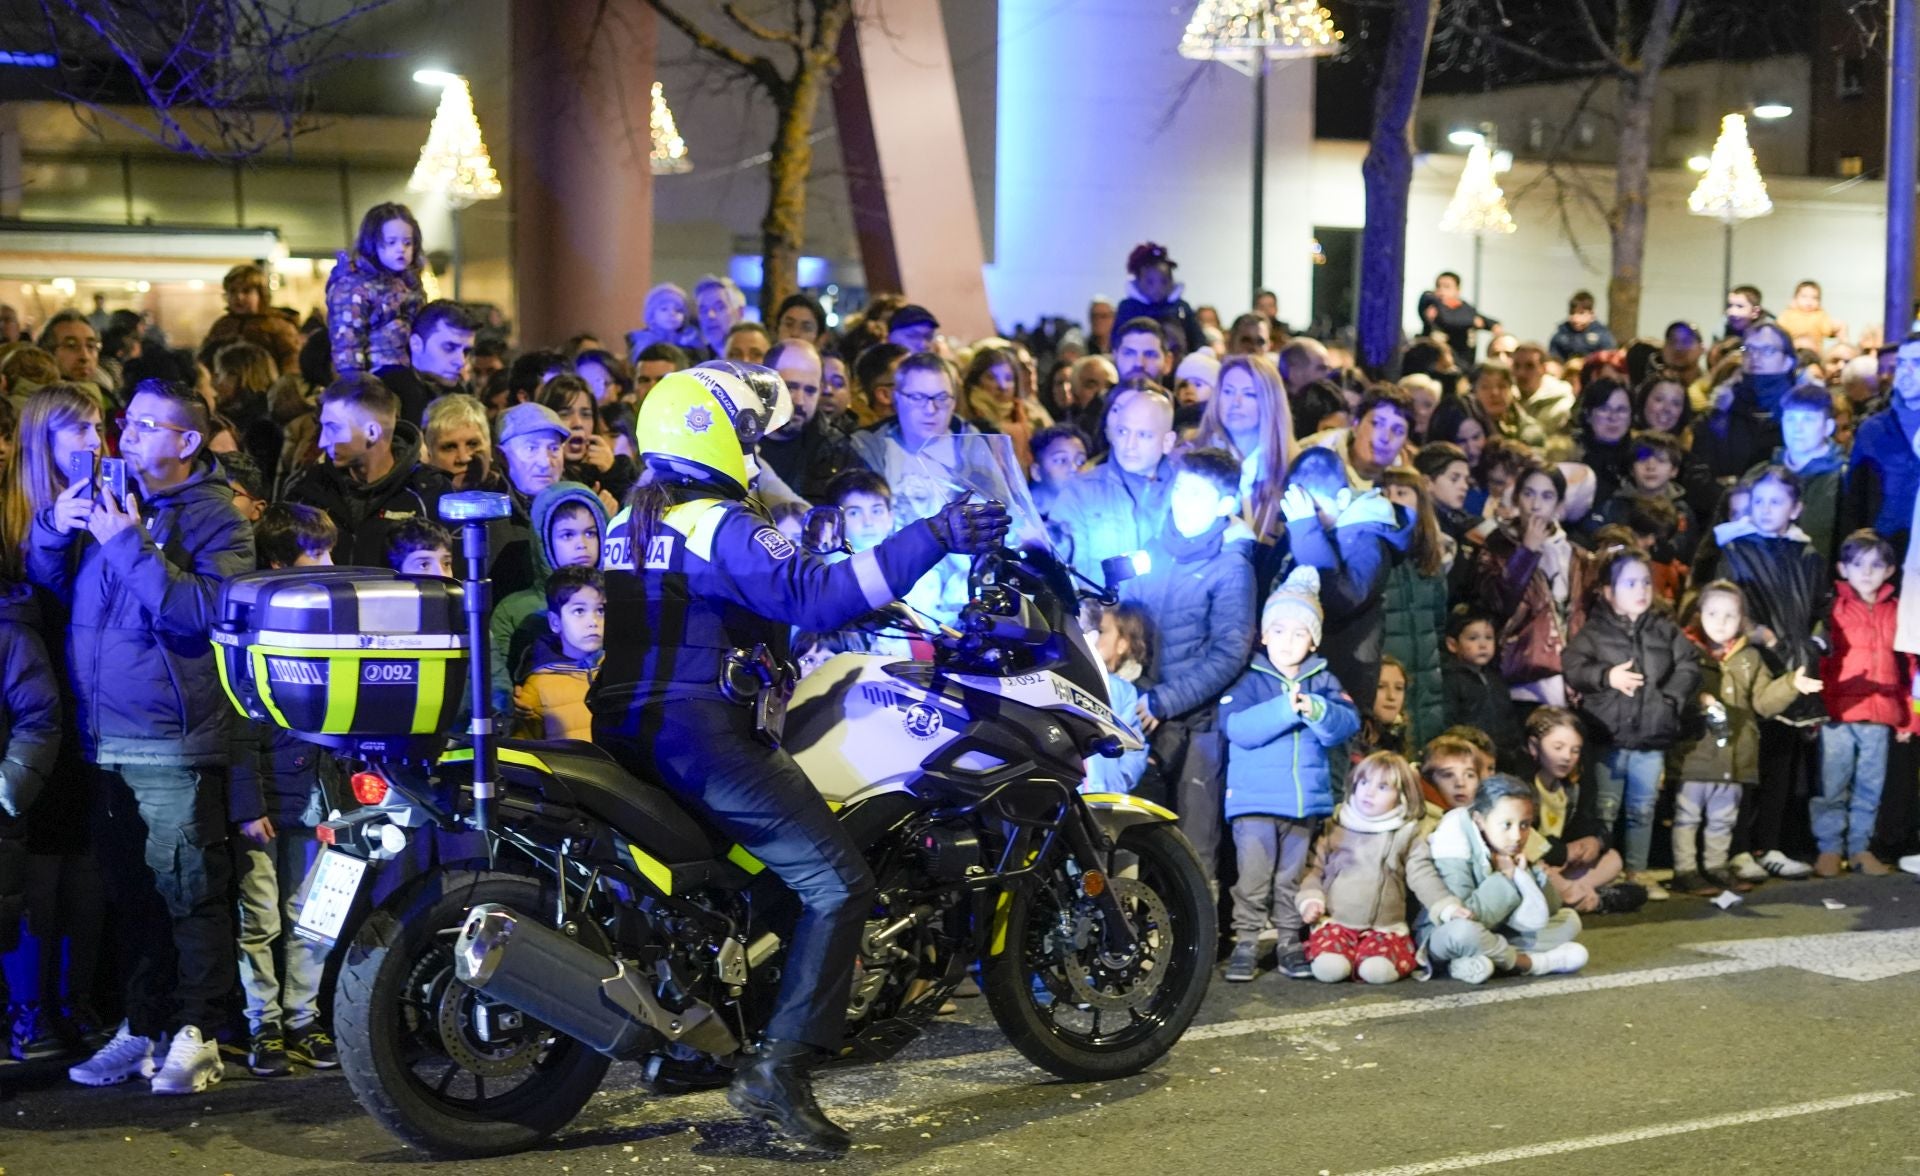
(727, 1038, 852, 1151)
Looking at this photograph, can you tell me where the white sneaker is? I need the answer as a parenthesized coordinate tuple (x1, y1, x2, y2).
(1728, 852, 1770, 882)
(1527, 943, 1590, 976)
(1759, 850, 1814, 879)
(1900, 854, 1920, 877)
(68, 1021, 158, 1086)
(1447, 955, 1494, 985)
(149, 1025, 223, 1095)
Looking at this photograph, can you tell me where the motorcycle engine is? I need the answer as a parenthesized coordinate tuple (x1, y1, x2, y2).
(914, 822, 982, 883)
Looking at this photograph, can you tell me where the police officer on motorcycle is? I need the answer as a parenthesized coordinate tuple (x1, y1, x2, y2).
(590, 362, 1008, 1150)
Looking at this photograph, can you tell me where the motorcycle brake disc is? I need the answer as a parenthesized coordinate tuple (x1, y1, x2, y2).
(436, 981, 552, 1077)
(1059, 877, 1171, 1012)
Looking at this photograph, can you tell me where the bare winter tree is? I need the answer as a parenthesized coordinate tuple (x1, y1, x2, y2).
(645, 0, 855, 319)
(14, 0, 392, 160)
(1356, 0, 1441, 374)
(1436, 0, 1805, 340)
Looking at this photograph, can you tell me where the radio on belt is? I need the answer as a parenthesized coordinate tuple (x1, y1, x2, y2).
(212, 566, 469, 759)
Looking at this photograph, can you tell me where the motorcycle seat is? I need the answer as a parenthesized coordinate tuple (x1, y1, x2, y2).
(494, 738, 729, 860)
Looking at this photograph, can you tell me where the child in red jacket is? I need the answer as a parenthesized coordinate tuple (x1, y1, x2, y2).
(1816, 530, 1917, 876)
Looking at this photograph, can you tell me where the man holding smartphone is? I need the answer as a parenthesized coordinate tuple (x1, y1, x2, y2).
(28, 378, 255, 1096)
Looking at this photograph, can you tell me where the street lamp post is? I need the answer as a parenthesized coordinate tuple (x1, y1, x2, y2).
(1178, 0, 1342, 304)
(409, 70, 502, 300)
(1687, 112, 1773, 298)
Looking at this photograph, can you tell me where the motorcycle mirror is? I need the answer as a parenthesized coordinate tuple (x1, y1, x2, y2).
(801, 506, 848, 556)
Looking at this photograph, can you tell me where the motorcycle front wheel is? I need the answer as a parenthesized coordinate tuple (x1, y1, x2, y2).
(982, 821, 1214, 1081)
(335, 868, 612, 1158)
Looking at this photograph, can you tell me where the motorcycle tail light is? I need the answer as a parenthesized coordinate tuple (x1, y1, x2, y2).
(351, 771, 390, 806)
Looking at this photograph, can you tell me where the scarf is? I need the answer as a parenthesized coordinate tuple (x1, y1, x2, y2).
(1159, 516, 1228, 565)
(1337, 800, 1409, 834)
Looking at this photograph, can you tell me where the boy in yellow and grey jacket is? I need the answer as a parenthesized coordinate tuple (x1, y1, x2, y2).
(511, 566, 605, 741)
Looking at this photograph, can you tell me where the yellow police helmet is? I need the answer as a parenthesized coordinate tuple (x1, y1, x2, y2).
(634, 362, 793, 496)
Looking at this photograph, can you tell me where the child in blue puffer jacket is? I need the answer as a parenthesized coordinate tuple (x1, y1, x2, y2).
(1219, 566, 1361, 982)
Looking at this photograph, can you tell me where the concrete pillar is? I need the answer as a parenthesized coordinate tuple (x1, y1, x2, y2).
(509, 0, 655, 349)
(842, 1, 994, 339)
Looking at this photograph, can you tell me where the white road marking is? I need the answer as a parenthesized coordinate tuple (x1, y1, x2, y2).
(1690, 926, 1920, 980)
(1335, 1090, 1913, 1176)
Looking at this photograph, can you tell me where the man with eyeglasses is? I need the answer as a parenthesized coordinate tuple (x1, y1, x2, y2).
(759, 340, 853, 502)
(29, 378, 253, 1096)
(1694, 321, 1798, 489)
(849, 351, 979, 474)
(39, 310, 106, 393)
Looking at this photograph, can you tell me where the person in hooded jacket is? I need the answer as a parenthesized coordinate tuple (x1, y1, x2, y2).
(487, 480, 608, 715)
(325, 202, 425, 378)
(1563, 548, 1700, 898)
(282, 375, 447, 570)
(590, 363, 1009, 1151)
(29, 378, 254, 1095)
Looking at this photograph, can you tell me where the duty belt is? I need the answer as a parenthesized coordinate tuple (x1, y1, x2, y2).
(718, 644, 794, 705)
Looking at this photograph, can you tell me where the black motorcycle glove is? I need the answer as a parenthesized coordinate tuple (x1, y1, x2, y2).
(928, 500, 1011, 555)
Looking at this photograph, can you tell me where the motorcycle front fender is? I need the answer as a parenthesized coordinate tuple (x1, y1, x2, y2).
(1079, 792, 1179, 842)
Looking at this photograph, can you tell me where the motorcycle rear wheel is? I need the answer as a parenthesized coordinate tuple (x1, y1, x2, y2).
(982, 822, 1214, 1081)
(336, 868, 612, 1158)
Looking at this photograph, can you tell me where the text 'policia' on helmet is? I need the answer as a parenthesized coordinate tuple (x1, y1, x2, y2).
(633, 360, 794, 496)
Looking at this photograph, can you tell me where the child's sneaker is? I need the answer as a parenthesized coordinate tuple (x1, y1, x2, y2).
(1669, 871, 1723, 898)
(1526, 943, 1589, 976)
(1728, 852, 1770, 882)
(286, 1024, 339, 1070)
(150, 1025, 223, 1095)
(1759, 850, 1814, 879)
(1900, 853, 1920, 877)
(1223, 941, 1260, 983)
(1276, 944, 1314, 980)
(11, 1004, 77, 1061)
(247, 1025, 291, 1078)
(1814, 852, 1844, 878)
(1851, 851, 1893, 876)
(1447, 955, 1494, 984)
(67, 1021, 158, 1087)
(1626, 871, 1670, 901)
(1704, 867, 1755, 894)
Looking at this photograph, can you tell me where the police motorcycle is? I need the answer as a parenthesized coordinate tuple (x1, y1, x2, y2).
(212, 430, 1213, 1158)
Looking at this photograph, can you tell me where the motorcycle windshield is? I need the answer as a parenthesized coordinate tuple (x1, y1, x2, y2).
(875, 434, 1113, 708)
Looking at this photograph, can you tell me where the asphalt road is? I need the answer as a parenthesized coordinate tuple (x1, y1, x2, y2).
(7, 872, 1920, 1176)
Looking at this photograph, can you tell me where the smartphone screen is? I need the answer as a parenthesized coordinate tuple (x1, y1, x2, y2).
(99, 457, 127, 504)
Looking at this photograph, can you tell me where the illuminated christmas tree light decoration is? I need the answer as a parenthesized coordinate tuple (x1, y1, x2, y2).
(1439, 142, 1516, 238)
(1688, 112, 1773, 294)
(651, 81, 692, 175)
(408, 76, 502, 210)
(1688, 113, 1773, 223)
(1178, 0, 1343, 70)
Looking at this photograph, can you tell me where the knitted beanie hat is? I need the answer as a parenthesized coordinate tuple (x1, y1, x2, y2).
(1261, 565, 1324, 644)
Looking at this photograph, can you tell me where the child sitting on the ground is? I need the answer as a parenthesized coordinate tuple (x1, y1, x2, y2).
(1220, 566, 1362, 983)
(1295, 751, 1427, 985)
(1525, 706, 1644, 914)
(511, 566, 606, 741)
(1414, 775, 1590, 984)
(231, 503, 343, 1077)
(1671, 579, 1818, 895)
(1815, 531, 1912, 876)
(1441, 607, 1527, 773)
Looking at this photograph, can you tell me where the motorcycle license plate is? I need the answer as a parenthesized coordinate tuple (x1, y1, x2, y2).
(293, 849, 370, 948)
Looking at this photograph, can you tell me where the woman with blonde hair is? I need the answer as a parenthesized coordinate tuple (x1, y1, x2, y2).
(1191, 352, 1293, 540)
(1, 382, 103, 580)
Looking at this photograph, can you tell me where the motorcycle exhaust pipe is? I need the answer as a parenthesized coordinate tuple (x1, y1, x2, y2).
(454, 903, 738, 1059)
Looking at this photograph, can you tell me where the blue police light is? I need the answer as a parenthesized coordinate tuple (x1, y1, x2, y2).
(439, 491, 512, 523)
